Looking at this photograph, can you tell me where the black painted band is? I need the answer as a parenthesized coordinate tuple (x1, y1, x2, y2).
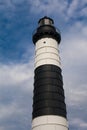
(33, 92, 65, 103)
(35, 64, 62, 74)
(33, 108, 66, 118)
(33, 25, 61, 44)
(34, 85, 64, 96)
(32, 65, 67, 119)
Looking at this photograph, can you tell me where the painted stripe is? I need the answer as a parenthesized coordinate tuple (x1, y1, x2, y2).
(35, 64, 62, 73)
(33, 93, 65, 103)
(35, 52, 60, 61)
(35, 38, 58, 49)
(35, 38, 61, 68)
(35, 58, 61, 68)
(33, 24, 61, 44)
(32, 115, 68, 130)
(35, 46, 59, 55)
(33, 65, 66, 119)
(34, 86, 64, 97)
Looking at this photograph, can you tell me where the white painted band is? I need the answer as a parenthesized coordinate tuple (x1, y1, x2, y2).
(35, 38, 58, 50)
(35, 38, 61, 68)
(35, 58, 61, 68)
(32, 115, 68, 130)
(35, 52, 60, 61)
(35, 46, 59, 55)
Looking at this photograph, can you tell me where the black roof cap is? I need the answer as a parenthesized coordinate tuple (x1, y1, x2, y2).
(38, 16, 54, 25)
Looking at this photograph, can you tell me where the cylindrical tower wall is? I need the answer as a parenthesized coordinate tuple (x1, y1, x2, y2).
(32, 16, 68, 130)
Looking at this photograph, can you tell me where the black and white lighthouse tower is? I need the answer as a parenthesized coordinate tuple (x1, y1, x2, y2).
(32, 16, 68, 130)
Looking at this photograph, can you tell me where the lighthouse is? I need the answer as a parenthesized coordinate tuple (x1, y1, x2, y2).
(32, 16, 68, 130)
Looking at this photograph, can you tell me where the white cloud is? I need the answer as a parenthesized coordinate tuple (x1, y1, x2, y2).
(67, 0, 87, 19)
(61, 36, 87, 67)
(67, 0, 79, 17)
(28, 0, 87, 25)
(0, 98, 32, 129)
(0, 61, 34, 90)
(0, 127, 4, 130)
(0, 103, 18, 119)
(81, 123, 87, 128)
(0, 61, 33, 130)
(65, 85, 87, 106)
(1, 0, 87, 25)
(82, 26, 87, 36)
(78, 0, 87, 7)
(69, 21, 87, 37)
(0, 64, 33, 84)
(70, 118, 87, 128)
(60, 24, 87, 109)
(80, 6, 87, 17)
(29, 0, 67, 16)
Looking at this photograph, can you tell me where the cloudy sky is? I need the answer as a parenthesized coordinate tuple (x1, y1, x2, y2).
(0, 0, 87, 130)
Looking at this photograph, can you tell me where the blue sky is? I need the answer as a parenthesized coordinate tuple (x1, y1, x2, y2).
(0, 0, 87, 130)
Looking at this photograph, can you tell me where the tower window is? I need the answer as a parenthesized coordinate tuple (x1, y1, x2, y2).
(43, 41, 46, 44)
